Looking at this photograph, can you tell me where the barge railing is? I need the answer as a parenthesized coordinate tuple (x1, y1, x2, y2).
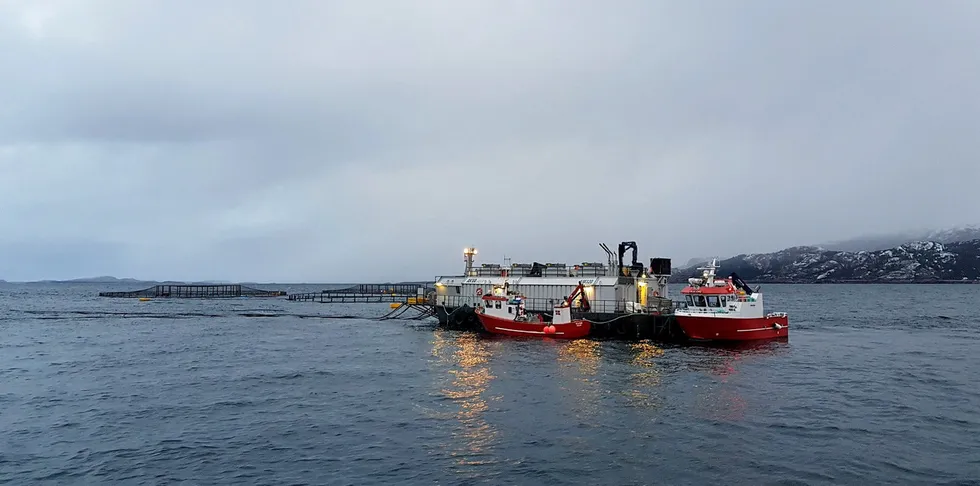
(466, 266, 613, 278)
(288, 283, 433, 303)
(289, 292, 430, 304)
(318, 283, 435, 295)
(432, 295, 672, 315)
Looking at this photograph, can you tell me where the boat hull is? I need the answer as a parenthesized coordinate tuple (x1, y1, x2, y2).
(477, 313, 591, 339)
(675, 314, 789, 341)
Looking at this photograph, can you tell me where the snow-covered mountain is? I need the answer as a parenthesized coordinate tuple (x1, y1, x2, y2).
(671, 239, 980, 283)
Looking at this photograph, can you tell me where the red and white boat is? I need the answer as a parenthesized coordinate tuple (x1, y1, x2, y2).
(475, 282, 591, 339)
(674, 260, 788, 341)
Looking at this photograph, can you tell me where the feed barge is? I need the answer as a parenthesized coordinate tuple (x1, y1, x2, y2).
(432, 242, 685, 340)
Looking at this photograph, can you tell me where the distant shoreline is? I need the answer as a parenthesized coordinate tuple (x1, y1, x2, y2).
(670, 279, 980, 285)
(815, 279, 980, 284)
(0, 279, 436, 286)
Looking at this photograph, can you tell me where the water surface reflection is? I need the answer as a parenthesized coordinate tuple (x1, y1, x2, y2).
(625, 340, 666, 409)
(429, 330, 500, 475)
(687, 340, 790, 422)
(556, 339, 601, 420)
(686, 339, 791, 377)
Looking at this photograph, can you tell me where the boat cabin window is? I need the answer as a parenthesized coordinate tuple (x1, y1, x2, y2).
(707, 295, 720, 307)
(507, 306, 513, 314)
(695, 295, 706, 307)
(685, 295, 694, 306)
(720, 296, 728, 307)
(495, 301, 501, 309)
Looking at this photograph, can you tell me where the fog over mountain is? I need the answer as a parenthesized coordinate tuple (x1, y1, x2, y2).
(818, 226, 980, 253)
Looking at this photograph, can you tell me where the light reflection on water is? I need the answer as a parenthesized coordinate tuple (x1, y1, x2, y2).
(625, 340, 666, 409)
(557, 339, 601, 376)
(688, 340, 790, 422)
(556, 339, 602, 420)
(693, 351, 749, 422)
(428, 331, 790, 468)
(429, 330, 500, 474)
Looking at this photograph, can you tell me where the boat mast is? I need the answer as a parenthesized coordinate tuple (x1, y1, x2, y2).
(696, 259, 719, 286)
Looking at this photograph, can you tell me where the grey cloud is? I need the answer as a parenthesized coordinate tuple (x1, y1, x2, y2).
(1, 0, 978, 281)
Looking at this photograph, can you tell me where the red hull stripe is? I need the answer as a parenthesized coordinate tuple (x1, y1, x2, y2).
(675, 315, 789, 342)
(494, 327, 565, 336)
(477, 314, 591, 339)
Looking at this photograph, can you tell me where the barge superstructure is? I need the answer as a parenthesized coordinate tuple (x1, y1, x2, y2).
(433, 242, 673, 331)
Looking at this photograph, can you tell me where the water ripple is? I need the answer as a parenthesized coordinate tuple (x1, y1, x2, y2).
(0, 283, 978, 483)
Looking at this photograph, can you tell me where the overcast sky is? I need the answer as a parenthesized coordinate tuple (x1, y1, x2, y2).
(1, 0, 978, 282)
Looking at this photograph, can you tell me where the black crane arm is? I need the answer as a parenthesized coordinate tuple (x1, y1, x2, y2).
(617, 241, 638, 276)
(730, 272, 754, 295)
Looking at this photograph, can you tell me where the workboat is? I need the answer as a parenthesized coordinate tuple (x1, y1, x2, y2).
(674, 260, 788, 341)
(475, 282, 591, 339)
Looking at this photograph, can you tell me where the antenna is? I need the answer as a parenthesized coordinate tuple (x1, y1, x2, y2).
(598, 242, 616, 275)
(696, 258, 718, 283)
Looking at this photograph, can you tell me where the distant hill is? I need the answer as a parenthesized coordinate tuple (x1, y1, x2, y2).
(35, 276, 143, 284)
(671, 239, 980, 283)
(818, 225, 980, 252)
(18, 277, 241, 284)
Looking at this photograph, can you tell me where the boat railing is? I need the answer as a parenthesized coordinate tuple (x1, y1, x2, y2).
(465, 265, 613, 278)
(682, 295, 754, 304)
(434, 294, 660, 314)
(678, 294, 760, 307)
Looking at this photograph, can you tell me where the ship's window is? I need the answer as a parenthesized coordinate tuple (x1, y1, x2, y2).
(720, 296, 727, 307)
(495, 301, 501, 309)
(507, 306, 513, 314)
(695, 295, 706, 307)
(686, 295, 694, 305)
(707, 295, 720, 307)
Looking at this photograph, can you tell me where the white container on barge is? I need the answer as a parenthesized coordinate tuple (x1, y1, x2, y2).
(433, 242, 673, 318)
